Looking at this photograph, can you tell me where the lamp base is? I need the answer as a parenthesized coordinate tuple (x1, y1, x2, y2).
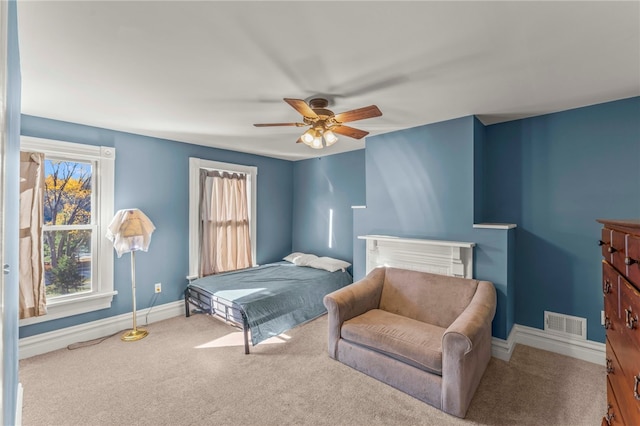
(121, 328, 148, 342)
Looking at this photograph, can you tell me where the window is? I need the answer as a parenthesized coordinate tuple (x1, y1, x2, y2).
(188, 158, 257, 278)
(20, 137, 115, 325)
(43, 158, 93, 299)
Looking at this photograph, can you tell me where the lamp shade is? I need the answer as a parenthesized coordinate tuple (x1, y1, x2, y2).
(106, 209, 155, 257)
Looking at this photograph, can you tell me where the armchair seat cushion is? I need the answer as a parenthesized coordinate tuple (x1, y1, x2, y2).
(341, 309, 447, 375)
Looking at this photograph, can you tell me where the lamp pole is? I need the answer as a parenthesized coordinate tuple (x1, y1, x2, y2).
(121, 250, 148, 341)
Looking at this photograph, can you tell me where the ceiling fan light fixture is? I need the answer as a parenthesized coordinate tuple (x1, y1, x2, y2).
(301, 129, 315, 145)
(323, 130, 338, 146)
(311, 136, 324, 149)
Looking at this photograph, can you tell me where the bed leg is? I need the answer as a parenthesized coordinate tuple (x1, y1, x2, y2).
(242, 315, 250, 355)
(243, 326, 250, 354)
(184, 290, 191, 318)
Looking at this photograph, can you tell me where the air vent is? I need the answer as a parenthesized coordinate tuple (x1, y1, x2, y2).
(544, 311, 587, 340)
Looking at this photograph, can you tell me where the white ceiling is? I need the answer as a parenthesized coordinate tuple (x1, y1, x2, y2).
(17, 1, 640, 161)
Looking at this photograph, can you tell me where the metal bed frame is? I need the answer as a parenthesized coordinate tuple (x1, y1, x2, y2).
(184, 286, 252, 354)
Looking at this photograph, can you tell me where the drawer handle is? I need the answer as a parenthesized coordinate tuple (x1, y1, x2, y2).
(625, 256, 638, 266)
(603, 279, 611, 295)
(635, 375, 640, 400)
(608, 246, 617, 254)
(598, 240, 606, 246)
(604, 403, 614, 425)
(625, 307, 638, 330)
(606, 358, 614, 374)
(604, 317, 612, 329)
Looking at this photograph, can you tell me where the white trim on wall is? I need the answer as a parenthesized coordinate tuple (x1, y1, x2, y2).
(18, 137, 116, 325)
(491, 324, 605, 366)
(20, 304, 606, 369)
(358, 235, 475, 279)
(491, 329, 517, 362)
(18, 300, 183, 360)
(473, 223, 517, 230)
(188, 158, 258, 278)
(15, 383, 22, 426)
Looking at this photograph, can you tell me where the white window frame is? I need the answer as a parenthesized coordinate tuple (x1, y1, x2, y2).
(19, 137, 116, 326)
(188, 157, 257, 278)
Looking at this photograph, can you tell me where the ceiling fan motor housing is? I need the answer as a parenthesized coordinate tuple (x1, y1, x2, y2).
(308, 98, 330, 109)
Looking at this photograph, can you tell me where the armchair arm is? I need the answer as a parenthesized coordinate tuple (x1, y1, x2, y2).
(441, 280, 496, 417)
(444, 280, 497, 352)
(322, 267, 386, 358)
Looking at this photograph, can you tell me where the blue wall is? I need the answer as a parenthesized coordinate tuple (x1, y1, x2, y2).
(344, 98, 638, 343)
(473, 117, 486, 224)
(292, 150, 365, 265)
(352, 116, 514, 339)
(3, 1, 22, 424)
(484, 97, 640, 342)
(19, 116, 294, 338)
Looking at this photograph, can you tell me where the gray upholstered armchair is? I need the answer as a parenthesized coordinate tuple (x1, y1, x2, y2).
(323, 267, 497, 418)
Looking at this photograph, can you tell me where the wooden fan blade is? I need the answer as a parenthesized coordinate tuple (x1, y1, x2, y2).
(332, 125, 369, 140)
(334, 105, 382, 123)
(254, 122, 307, 127)
(284, 98, 318, 119)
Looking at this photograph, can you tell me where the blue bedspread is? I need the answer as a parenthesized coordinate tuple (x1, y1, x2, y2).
(188, 262, 352, 345)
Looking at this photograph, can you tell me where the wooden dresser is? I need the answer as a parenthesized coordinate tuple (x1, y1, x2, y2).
(598, 219, 640, 425)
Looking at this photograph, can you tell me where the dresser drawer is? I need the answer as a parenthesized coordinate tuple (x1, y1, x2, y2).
(618, 275, 640, 352)
(612, 230, 628, 274)
(604, 376, 624, 425)
(609, 367, 640, 425)
(607, 337, 640, 424)
(606, 338, 622, 377)
(626, 234, 640, 287)
(610, 275, 640, 375)
(602, 228, 614, 263)
(603, 261, 619, 319)
(613, 275, 640, 425)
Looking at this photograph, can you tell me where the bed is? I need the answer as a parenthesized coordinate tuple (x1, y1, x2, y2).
(184, 258, 353, 354)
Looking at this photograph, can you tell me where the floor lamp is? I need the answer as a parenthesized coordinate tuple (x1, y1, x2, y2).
(106, 208, 156, 342)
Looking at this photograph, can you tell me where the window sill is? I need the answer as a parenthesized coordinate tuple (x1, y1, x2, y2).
(19, 291, 118, 326)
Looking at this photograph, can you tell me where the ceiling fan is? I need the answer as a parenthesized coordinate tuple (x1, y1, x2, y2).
(253, 98, 382, 149)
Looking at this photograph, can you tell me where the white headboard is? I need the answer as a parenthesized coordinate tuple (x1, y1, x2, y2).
(358, 235, 476, 279)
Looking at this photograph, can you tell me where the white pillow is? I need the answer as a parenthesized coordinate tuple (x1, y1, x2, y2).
(307, 256, 351, 273)
(292, 253, 318, 266)
(283, 252, 305, 263)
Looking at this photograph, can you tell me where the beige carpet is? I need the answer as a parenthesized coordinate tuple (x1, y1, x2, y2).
(19, 314, 605, 426)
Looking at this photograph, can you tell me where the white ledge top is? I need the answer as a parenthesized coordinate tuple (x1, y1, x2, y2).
(358, 235, 476, 248)
(473, 223, 518, 230)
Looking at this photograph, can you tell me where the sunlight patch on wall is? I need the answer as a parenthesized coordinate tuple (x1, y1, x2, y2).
(328, 208, 334, 248)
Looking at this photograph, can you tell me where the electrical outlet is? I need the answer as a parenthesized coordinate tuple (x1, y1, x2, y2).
(601, 310, 605, 326)
(154, 283, 162, 293)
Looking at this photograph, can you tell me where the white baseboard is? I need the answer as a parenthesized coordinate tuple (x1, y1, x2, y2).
(15, 383, 23, 426)
(491, 326, 517, 362)
(19, 300, 184, 360)
(491, 324, 605, 365)
(20, 303, 606, 367)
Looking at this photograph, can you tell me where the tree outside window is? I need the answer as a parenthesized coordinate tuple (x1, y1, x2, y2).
(43, 159, 94, 298)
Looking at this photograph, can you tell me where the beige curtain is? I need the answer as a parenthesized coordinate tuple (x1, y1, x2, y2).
(19, 151, 47, 319)
(200, 170, 252, 276)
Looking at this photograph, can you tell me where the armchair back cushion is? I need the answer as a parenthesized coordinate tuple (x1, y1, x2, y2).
(379, 267, 479, 328)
